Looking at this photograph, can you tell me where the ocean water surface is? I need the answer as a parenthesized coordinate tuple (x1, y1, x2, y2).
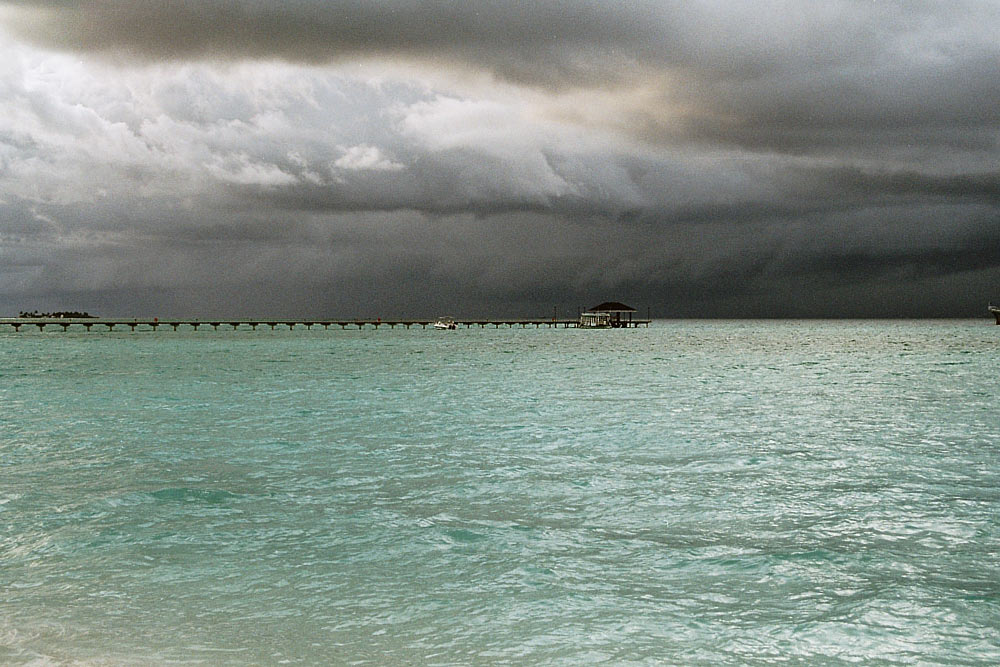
(2, 320, 998, 664)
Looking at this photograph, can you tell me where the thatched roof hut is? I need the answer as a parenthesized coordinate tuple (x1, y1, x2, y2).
(587, 302, 636, 314)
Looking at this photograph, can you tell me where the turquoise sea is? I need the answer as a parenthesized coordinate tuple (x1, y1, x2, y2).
(2, 320, 998, 665)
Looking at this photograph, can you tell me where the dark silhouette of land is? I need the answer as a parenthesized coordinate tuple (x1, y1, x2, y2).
(18, 311, 96, 318)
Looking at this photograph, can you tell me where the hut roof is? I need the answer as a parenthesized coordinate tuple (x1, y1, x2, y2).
(587, 301, 636, 313)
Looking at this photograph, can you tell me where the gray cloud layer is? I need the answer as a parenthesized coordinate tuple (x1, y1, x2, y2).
(0, 1, 998, 317)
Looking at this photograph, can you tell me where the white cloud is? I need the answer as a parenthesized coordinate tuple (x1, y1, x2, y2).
(205, 153, 298, 187)
(333, 144, 404, 171)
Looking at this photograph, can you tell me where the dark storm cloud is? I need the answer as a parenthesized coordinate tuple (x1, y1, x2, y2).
(1, 1, 999, 317)
(6, 1, 999, 140)
(5, 1, 999, 161)
(2, 0, 657, 88)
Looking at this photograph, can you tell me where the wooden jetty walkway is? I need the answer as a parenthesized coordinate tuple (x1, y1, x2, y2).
(0, 317, 651, 332)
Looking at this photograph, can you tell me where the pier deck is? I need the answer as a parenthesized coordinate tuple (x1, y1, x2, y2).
(0, 318, 651, 332)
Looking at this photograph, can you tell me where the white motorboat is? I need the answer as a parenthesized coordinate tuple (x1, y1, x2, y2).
(433, 316, 457, 330)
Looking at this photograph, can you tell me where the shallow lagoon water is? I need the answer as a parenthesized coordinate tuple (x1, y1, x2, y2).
(2, 320, 999, 664)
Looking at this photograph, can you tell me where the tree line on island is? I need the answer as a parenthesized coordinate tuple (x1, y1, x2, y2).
(18, 310, 96, 318)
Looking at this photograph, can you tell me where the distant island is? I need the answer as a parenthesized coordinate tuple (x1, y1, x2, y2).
(18, 311, 96, 318)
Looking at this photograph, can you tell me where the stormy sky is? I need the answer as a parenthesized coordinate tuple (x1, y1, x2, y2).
(1, 1, 998, 318)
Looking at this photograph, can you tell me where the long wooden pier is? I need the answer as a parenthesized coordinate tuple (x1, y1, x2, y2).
(0, 317, 651, 332)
